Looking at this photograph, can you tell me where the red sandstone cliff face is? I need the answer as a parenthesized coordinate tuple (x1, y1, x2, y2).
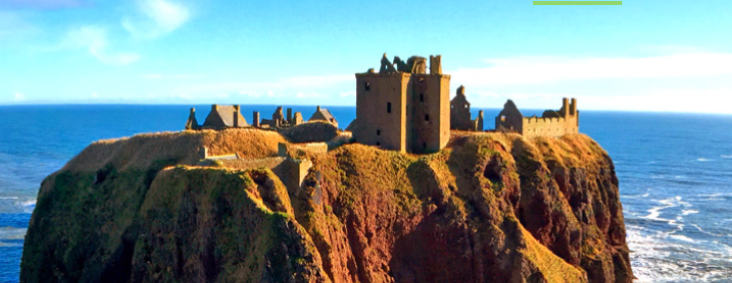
(20, 129, 632, 283)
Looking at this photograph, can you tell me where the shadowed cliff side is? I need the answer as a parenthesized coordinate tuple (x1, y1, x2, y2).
(20, 129, 632, 283)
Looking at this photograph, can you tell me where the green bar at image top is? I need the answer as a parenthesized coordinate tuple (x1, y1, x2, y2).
(533, 1, 622, 5)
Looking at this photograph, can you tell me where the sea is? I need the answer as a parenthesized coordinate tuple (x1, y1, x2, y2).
(0, 105, 730, 282)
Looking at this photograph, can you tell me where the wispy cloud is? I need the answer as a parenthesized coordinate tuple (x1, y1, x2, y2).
(172, 74, 353, 99)
(0, 0, 84, 10)
(450, 53, 732, 86)
(122, 0, 190, 39)
(143, 73, 198, 80)
(62, 26, 140, 65)
(14, 92, 25, 101)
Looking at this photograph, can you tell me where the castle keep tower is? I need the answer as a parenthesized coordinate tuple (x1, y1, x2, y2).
(352, 54, 450, 153)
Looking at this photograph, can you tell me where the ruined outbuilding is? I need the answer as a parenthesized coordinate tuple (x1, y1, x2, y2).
(258, 106, 304, 129)
(186, 105, 249, 130)
(308, 106, 338, 128)
(350, 53, 450, 153)
(495, 98, 579, 138)
(450, 85, 484, 131)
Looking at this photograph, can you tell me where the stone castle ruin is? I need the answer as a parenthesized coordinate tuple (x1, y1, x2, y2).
(187, 105, 338, 131)
(495, 98, 579, 138)
(348, 54, 450, 153)
(450, 85, 484, 131)
(186, 105, 248, 130)
(185, 54, 581, 153)
(257, 106, 304, 129)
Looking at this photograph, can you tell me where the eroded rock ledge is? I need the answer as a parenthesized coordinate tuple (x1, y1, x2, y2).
(21, 128, 632, 283)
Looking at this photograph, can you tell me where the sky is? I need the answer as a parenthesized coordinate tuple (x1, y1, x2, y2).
(1, 0, 731, 113)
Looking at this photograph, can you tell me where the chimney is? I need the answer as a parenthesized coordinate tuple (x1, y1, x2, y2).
(233, 105, 240, 112)
(212, 104, 218, 111)
(430, 55, 442, 75)
(287, 108, 293, 124)
(562, 98, 570, 116)
(570, 98, 577, 116)
(253, 111, 260, 127)
(190, 107, 195, 114)
(233, 111, 239, 127)
(317, 105, 321, 112)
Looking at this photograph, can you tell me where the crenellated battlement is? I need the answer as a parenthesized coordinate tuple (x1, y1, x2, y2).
(495, 98, 579, 138)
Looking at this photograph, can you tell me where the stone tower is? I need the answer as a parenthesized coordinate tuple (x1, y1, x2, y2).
(352, 54, 450, 153)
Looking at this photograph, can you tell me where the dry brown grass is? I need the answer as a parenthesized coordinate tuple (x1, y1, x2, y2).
(62, 128, 287, 172)
(519, 225, 588, 282)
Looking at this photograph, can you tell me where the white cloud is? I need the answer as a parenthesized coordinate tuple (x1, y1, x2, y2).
(122, 0, 190, 39)
(170, 74, 353, 100)
(450, 53, 732, 87)
(63, 26, 140, 65)
(340, 91, 356, 97)
(91, 93, 99, 98)
(14, 92, 25, 101)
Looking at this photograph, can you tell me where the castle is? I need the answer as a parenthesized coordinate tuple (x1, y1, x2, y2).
(495, 98, 579, 138)
(185, 105, 248, 130)
(186, 54, 580, 153)
(348, 54, 450, 153)
(186, 105, 338, 131)
(450, 85, 484, 132)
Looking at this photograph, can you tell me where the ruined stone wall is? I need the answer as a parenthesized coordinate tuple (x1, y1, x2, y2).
(521, 115, 579, 138)
(354, 73, 411, 152)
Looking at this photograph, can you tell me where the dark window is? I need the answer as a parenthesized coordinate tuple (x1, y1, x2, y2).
(376, 142, 380, 146)
(377, 129, 381, 136)
(387, 102, 392, 113)
(423, 142, 427, 149)
(425, 114, 429, 121)
(420, 94, 424, 102)
(364, 82, 370, 91)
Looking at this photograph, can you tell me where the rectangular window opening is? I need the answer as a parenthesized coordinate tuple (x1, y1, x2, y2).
(425, 114, 429, 121)
(387, 102, 392, 113)
(377, 129, 381, 136)
(364, 82, 370, 91)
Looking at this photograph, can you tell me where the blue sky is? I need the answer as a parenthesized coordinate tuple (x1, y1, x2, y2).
(1, 0, 731, 113)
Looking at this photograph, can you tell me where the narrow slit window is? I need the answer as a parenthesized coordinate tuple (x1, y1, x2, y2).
(377, 129, 381, 136)
(376, 142, 380, 146)
(364, 82, 370, 91)
(387, 102, 392, 113)
(425, 114, 429, 121)
(420, 94, 424, 102)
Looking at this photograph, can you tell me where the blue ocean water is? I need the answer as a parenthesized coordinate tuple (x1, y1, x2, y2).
(0, 105, 731, 282)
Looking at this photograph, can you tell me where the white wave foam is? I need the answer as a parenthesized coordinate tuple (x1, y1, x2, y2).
(721, 155, 732, 159)
(0, 227, 27, 241)
(669, 234, 696, 243)
(682, 209, 699, 215)
(20, 199, 36, 207)
(626, 225, 732, 282)
(697, 158, 714, 162)
(0, 196, 19, 200)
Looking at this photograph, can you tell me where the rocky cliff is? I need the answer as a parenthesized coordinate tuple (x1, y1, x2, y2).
(21, 129, 633, 282)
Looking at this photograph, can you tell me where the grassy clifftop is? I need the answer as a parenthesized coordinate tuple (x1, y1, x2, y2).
(21, 129, 632, 283)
